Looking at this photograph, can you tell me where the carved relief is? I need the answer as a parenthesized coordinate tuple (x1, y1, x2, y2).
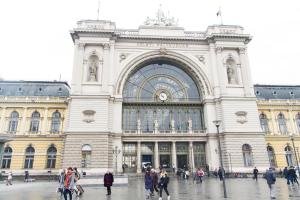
(119, 53, 129, 62)
(82, 110, 96, 123)
(159, 47, 167, 55)
(196, 55, 206, 64)
(215, 46, 223, 54)
(236, 111, 248, 124)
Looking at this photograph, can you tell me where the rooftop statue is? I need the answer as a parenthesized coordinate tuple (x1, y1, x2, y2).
(144, 5, 178, 27)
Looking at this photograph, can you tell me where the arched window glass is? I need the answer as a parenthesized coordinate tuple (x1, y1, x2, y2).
(259, 113, 269, 133)
(30, 111, 40, 133)
(1, 147, 13, 169)
(24, 146, 35, 169)
(82, 144, 92, 168)
(278, 113, 288, 134)
(242, 144, 253, 167)
(122, 61, 204, 133)
(267, 145, 277, 168)
(8, 111, 19, 133)
(46, 146, 57, 168)
(285, 146, 294, 167)
(296, 113, 300, 133)
(50, 111, 61, 133)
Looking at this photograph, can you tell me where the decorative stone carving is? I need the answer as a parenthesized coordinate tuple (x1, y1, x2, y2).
(197, 55, 206, 64)
(215, 46, 223, 54)
(82, 110, 96, 123)
(171, 119, 175, 133)
(88, 57, 98, 82)
(236, 111, 248, 124)
(239, 47, 247, 54)
(144, 5, 178, 26)
(159, 47, 167, 55)
(103, 43, 110, 50)
(119, 53, 128, 62)
(137, 119, 141, 133)
(226, 58, 238, 84)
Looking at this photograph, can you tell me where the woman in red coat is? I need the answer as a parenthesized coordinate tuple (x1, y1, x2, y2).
(104, 171, 114, 195)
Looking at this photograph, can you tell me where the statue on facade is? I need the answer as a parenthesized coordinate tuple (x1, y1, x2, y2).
(227, 64, 237, 84)
(154, 119, 159, 133)
(143, 5, 178, 27)
(188, 119, 193, 132)
(137, 119, 141, 133)
(88, 59, 98, 82)
(171, 119, 175, 132)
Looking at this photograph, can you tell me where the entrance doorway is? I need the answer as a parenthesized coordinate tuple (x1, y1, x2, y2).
(160, 155, 171, 169)
(177, 155, 188, 169)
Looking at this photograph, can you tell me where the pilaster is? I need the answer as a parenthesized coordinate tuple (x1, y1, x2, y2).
(137, 141, 141, 173)
(172, 141, 177, 171)
(154, 141, 159, 169)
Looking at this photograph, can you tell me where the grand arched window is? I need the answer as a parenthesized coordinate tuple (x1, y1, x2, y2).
(1, 146, 12, 169)
(267, 145, 277, 168)
(8, 111, 19, 133)
(242, 144, 253, 167)
(24, 146, 35, 169)
(259, 113, 269, 134)
(46, 145, 57, 169)
(50, 111, 61, 133)
(122, 61, 204, 133)
(29, 111, 40, 133)
(82, 144, 92, 168)
(278, 113, 288, 134)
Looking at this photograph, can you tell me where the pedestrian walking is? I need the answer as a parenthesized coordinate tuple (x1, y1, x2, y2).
(144, 169, 153, 199)
(283, 167, 289, 184)
(63, 167, 75, 200)
(288, 166, 299, 186)
(6, 171, 12, 186)
(104, 171, 114, 195)
(197, 168, 204, 183)
(158, 170, 170, 200)
(150, 168, 159, 196)
(58, 170, 65, 197)
(218, 167, 224, 181)
(205, 164, 210, 177)
(24, 171, 29, 182)
(253, 167, 259, 181)
(73, 167, 84, 196)
(265, 168, 276, 199)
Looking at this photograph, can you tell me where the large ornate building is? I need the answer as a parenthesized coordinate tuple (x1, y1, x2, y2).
(255, 85, 300, 169)
(1, 12, 274, 174)
(62, 11, 269, 174)
(0, 81, 69, 174)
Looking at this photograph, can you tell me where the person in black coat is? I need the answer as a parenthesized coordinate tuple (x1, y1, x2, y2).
(253, 167, 259, 181)
(158, 170, 170, 200)
(265, 168, 276, 199)
(104, 171, 114, 195)
(218, 167, 224, 181)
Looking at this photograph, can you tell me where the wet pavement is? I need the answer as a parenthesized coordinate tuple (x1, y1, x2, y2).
(1, 177, 300, 200)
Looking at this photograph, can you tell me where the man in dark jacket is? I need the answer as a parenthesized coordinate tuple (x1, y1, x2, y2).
(218, 167, 224, 181)
(253, 167, 259, 181)
(104, 171, 114, 195)
(265, 168, 276, 199)
(283, 167, 289, 184)
(150, 169, 159, 195)
(145, 169, 153, 199)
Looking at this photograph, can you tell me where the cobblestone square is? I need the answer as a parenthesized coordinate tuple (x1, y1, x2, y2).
(1, 177, 300, 200)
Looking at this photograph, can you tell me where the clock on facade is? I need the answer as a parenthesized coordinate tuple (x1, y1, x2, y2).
(159, 92, 168, 101)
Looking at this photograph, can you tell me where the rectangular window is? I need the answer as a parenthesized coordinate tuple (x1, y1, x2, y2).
(24, 155, 34, 169)
(1, 156, 12, 169)
(46, 155, 56, 168)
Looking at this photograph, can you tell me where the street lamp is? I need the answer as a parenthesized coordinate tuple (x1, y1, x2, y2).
(289, 134, 300, 173)
(213, 120, 228, 198)
(112, 146, 121, 175)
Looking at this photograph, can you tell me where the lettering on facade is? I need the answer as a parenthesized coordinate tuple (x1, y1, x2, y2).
(137, 42, 188, 48)
(219, 28, 237, 34)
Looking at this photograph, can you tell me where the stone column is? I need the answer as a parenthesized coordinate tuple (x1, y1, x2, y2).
(239, 48, 252, 96)
(108, 40, 115, 94)
(137, 141, 141, 173)
(215, 47, 226, 95)
(0, 107, 6, 133)
(20, 107, 27, 135)
(209, 43, 221, 97)
(102, 43, 110, 92)
(172, 141, 177, 171)
(71, 42, 85, 94)
(189, 141, 195, 171)
(154, 141, 159, 169)
(42, 108, 49, 134)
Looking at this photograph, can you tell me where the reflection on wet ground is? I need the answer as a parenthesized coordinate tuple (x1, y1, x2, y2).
(1, 177, 300, 200)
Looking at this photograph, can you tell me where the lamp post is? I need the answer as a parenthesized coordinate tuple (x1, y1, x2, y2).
(213, 120, 228, 198)
(289, 134, 300, 173)
(112, 146, 121, 175)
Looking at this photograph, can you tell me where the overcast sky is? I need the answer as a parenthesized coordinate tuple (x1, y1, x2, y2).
(0, 0, 299, 85)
